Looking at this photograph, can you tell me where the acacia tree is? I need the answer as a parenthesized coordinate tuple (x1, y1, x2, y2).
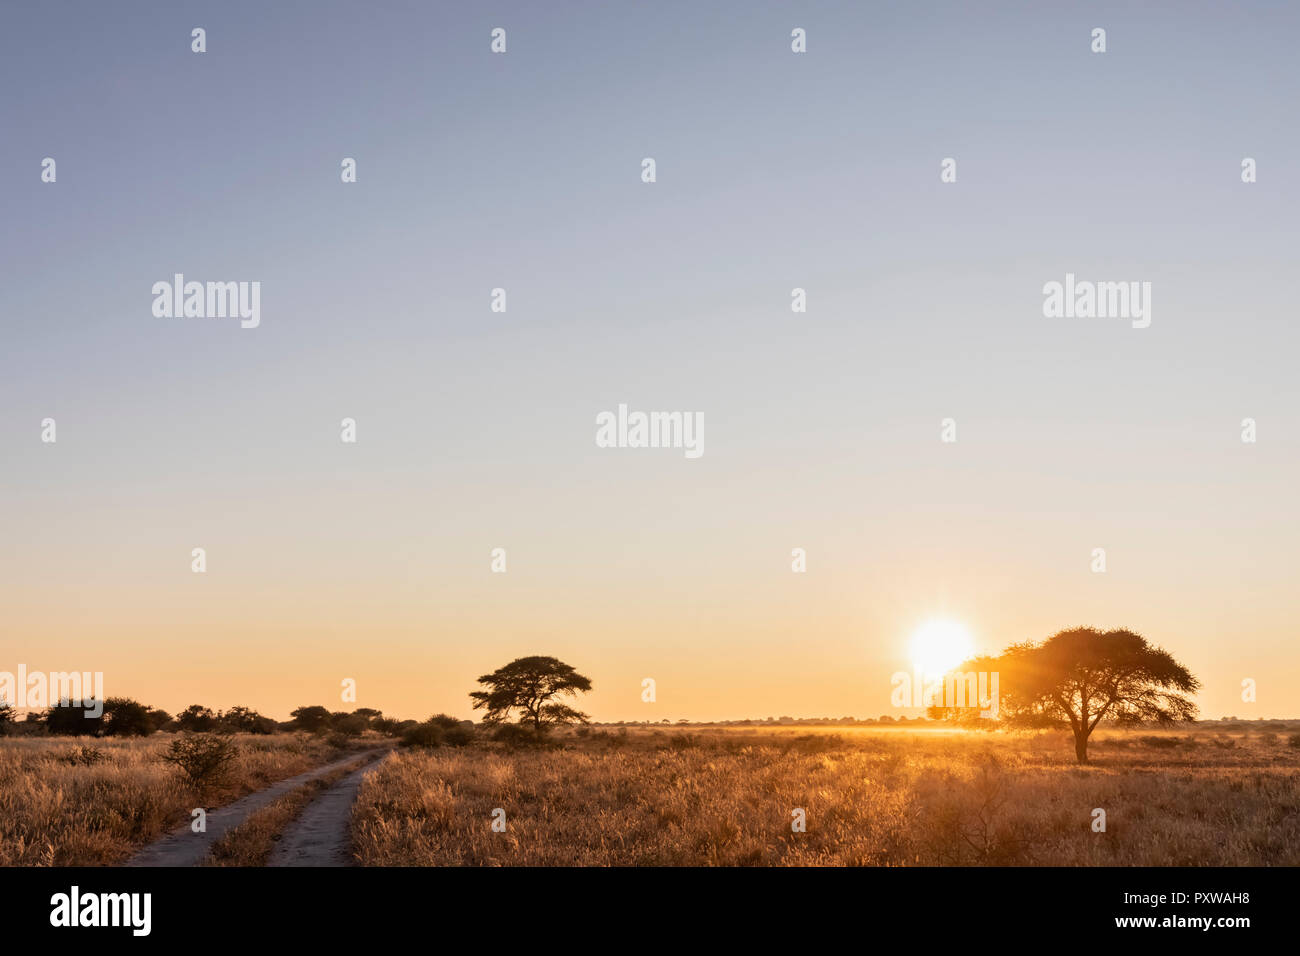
(469, 656, 593, 735)
(980, 628, 1198, 763)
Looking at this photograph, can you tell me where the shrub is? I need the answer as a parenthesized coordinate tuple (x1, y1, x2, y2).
(218, 706, 276, 735)
(288, 706, 333, 734)
(175, 705, 217, 733)
(61, 745, 105, 766)
(330, 714, 368, 737)
(45, 699, 104, 736)
(400, 716, 475, 749)
(442, 723, 474, 747)
(428, 715, 474, 746)
(162, 734, 239, 791)
(1288, 734, 1300, 749)
(492, 723, 542, 749)
(103, 697, 154, 737)
(400, 723, 444, 748)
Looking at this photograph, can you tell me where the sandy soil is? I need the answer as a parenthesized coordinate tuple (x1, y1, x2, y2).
(126, 750, 379, 867)
(267, 759, 383, 867)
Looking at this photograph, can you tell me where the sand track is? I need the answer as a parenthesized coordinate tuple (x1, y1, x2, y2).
(267, 760, 379, 866)
(125, 750, 380, 867)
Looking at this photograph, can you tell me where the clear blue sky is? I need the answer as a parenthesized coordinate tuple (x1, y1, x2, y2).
(2, 1, 1298, 721)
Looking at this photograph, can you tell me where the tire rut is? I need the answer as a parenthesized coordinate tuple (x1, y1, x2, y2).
(266, 757, 383, 867)
(125, 750, 380, 867)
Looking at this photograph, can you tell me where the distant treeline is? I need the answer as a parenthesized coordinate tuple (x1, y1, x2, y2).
(598, 716, 1300, 729)
(0, 698, 421, 739)
(3, 700, 1294, 738)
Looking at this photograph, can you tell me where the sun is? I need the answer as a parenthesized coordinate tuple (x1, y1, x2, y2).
(910, 619, 975, 677)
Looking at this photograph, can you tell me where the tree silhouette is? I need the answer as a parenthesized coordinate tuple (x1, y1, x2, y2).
(470, 656, 592, 734)
(102, 697, 154, 737)
(219, 706, 276, 734)
(288, 705, 333, 733)
(931, 628, 1199, 763)
(45, 699, 104, 736)
(175, 704, 217, 732)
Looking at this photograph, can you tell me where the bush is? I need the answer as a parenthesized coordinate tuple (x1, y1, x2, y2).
(330, 714, 368, 737)
(400, 723, 444, 748)
(45, 700, 104, 736)
(429, 715, 474, 746)
(492, 723, 546, 749)
(61, 745, 105, 766)
(218, 706, 276, 735)
(400, 716, 475, 749)
(1288, 734, 1300, 749)
(162, 734, 239, 791)
(175, 705, 217, 733)
(288, 706, 333, 734)
(442, 723, 474, 747)
(103, 698, 154, 737)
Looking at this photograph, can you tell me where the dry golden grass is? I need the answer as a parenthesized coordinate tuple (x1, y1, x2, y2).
(0, 733, 348, 866)
(352, 726, 1300, 866)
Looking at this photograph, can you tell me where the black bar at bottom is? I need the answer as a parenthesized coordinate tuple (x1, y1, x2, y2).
(0, 865, 1274, 943)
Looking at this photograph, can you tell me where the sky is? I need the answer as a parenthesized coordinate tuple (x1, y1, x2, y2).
(2, 1, 1298, 723)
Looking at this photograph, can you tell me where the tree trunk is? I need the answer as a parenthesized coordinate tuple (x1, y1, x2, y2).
(1074, 731, 1089, 764)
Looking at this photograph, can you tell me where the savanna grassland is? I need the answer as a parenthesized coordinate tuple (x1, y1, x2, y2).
(0, 733, 350, 865)
(352, 725, 1300, 866)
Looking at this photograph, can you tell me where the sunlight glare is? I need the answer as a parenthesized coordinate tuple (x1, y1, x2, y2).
(910, 619, 975, 677)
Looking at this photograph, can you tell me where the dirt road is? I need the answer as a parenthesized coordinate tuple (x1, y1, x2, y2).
(125, 750, 379, 867)
(267, 759, 379, 866)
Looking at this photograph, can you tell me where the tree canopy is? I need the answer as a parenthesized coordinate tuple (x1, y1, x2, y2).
(932, 627, 1199, 763)
(469, 656, 593, 733)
